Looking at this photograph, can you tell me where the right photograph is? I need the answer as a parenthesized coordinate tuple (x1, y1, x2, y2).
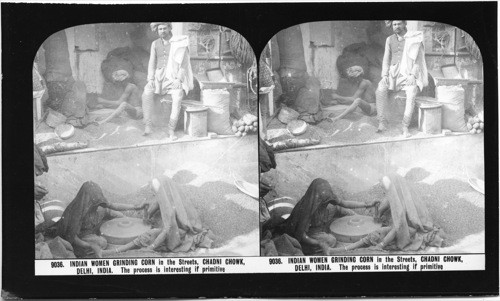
(259, 20, 484, 257)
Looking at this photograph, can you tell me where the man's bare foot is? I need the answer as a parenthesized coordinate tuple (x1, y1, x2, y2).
(376, 123, 387, 133)
(101, 249, 115, 256)
(143, 125, 152, 136)
(402, 126, 411, 138)
(168, 130, 178, 141)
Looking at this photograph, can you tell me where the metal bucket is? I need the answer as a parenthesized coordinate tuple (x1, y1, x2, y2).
(417, 99, 443, 135)
(184, 106, 208, 137)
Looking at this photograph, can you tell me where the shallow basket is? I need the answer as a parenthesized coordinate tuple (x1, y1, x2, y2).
(278, 106, 299, 124)
(287, 119, 308, 136)
(45, 109, 67, 128)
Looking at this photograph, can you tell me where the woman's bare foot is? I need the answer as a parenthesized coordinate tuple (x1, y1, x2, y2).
(101, 249, 115, 256)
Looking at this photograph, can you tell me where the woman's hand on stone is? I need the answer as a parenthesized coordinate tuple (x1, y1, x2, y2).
(135, 201, 149, 211)
(366, 200, 380, 208)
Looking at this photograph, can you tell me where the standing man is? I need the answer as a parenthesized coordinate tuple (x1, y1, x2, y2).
(142, 22, 193, 139)
(376, 20, 428, 137)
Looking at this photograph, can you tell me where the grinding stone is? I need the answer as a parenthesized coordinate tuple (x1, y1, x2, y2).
(329, 215, 382, 243)
(100, 217, 151, 245)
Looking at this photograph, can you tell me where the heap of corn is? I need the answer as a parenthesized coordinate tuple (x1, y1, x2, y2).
(231, 113, 258, 137)
(466, 112, 484, 134)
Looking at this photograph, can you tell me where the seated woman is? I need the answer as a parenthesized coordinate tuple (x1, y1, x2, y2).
(56, 181, 147, 258)
(273, 178, 378, 256)
(331, 172, 445, 253)
(102, 175, 213, 256)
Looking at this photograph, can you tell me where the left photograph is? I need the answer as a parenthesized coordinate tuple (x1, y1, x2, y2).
(33, 22, 259, 259)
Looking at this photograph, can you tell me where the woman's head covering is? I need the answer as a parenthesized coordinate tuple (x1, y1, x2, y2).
(152, 174, 208, 252)
(278, 178, 336, 239)
(309, 178, 336, 205)
(150, 22, 172, 32)
(383, 172, 435, 250)
(56, 181, 108, 244)
(34, 143, 49, 176)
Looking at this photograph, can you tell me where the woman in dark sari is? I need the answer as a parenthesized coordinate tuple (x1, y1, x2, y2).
(56, 181, 146, 258)
(34, 144, 49, 228)
(276, 178, 378, 255)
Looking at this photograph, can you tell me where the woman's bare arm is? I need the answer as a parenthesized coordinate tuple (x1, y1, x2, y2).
(105, 202, 144, 211)
(337, 199, 373, 209)
(333, 80, 370, 104)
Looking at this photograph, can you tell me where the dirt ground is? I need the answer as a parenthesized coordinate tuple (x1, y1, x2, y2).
(35, 107, 237, 152)
(39, 147, 259, 258)
(262, 134, 484, 254)
(265, 103, 471, 148)
(36, 118, 259, 258)
(102, 161, 259, 257)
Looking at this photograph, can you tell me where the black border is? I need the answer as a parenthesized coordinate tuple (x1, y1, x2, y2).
(2, 2, 498, 298)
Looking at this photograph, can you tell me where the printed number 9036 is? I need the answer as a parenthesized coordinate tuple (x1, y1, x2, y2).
(51, 261, 64, 268)
(269, 258, 282, 264)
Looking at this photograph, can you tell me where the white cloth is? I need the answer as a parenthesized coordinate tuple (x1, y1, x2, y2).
(166, 35, 194, 95)
(400, 31, 428, 91)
